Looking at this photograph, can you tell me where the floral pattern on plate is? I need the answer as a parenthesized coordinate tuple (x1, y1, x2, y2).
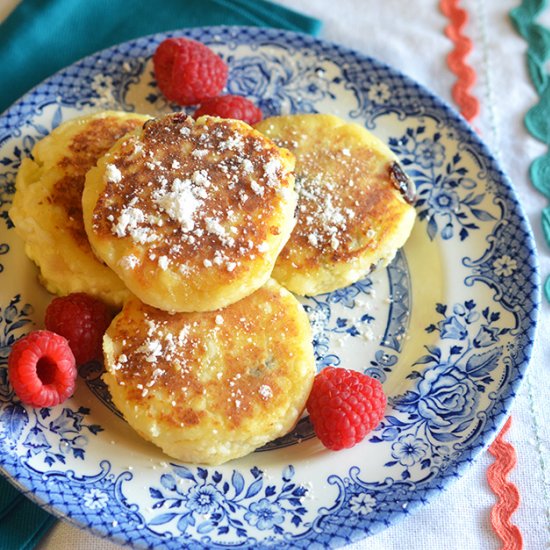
(0, 26, 539, 548)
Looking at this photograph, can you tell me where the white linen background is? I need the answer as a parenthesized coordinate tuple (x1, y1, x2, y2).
(0, 0, 540, 548)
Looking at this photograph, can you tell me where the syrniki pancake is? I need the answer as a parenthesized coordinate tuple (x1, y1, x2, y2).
(102, 279, 315, 465)
(9, 111, 150, 306)
(255, 114, 416, 296)
(83, 113, 297, 313)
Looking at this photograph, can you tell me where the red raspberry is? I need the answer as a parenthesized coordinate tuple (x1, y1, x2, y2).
(45, 293, 112, 365)
(153, 37, 228, 106)
(194, 95, 263, 125)
(306, 367, 387, 450)
(8, 330, 76, 407)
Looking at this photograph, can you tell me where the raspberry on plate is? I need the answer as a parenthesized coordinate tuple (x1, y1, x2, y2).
(8, 330, 77, 408)
(194, 95, 263, 125)
(153, 37, 228, 106)
(306, 367, 387, 450)
(45, 293, 112, 365)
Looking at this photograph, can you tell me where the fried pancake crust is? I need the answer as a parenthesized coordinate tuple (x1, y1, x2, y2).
(255, 114, 416, 295)
(103, 279, 315, 465)
(10, 110, 150, 306)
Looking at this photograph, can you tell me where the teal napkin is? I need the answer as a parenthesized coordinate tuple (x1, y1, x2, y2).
(0, 0, 321, 547)
(0, 0, 322, 113)
(0, 492, 56, 549)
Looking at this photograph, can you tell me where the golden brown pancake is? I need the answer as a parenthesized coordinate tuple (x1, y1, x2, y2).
(255, 114, 416, 295)
(10, 110, 150, 306)
(83, 113, 297, 312)
(102, 279, 315, 465)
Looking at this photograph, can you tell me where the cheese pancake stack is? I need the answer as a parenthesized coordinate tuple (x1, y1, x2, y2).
(11, 108, 415, 465)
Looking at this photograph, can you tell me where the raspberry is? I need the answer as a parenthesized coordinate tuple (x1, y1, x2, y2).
(153, 37, 228, 106)
(194, 95, 263, 125)
(8, 330, 76, 407)
(306, 367, 387, 450)
(45, 293, 112, 365)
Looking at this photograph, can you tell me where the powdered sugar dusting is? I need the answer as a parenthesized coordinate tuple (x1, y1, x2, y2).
(294, 173, 355, 251)
(105, 163, 122, 183)
(93, 114, 294, 274)
(158, 256, 169, 270)
(153, 177, 203, 232)
(264, 126, 382, 255)
(259, 384, 273, 399)
(113, 206, 156, 244)
(264, 157, 283, 187)
(119, 254, 140, 270)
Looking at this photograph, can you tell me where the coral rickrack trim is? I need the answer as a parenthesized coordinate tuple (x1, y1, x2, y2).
(510, 0, 550, 302)
(488, 418, 523, 550)
(439, 2, 522, 547)
(439, 0, 480, 121)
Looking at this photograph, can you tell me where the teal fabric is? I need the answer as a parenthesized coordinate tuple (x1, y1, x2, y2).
(0, 482, 55, 549)
(0, 482, 24, 520)
(510, 0, 550, 302)
(0, 495, 57, 550)
(0, 1, 321, 547)
(0, 0, 322, 113)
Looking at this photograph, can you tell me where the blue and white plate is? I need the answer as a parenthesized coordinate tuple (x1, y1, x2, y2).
(0, 27, 539, 548)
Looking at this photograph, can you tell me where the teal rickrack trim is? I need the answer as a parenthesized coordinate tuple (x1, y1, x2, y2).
(510, 0, 550, 302)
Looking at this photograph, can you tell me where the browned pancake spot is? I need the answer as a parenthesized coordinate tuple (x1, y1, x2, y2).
(91, 115, 294, 278)
(107, 287, 300, 430)
(51, 116, 145, 249)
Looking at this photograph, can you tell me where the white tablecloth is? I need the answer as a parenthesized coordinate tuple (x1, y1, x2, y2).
(19, 0, 548, 548)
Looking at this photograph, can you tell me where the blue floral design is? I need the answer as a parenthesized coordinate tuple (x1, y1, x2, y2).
(389, 126, 498, 240)
(1, 105, 64, 233)
(244, 498, 285, 530)
(391, 434, 429, 467)
(366, 350, 398, 383)
(367, 82, 391, 105)
(414, 138, 446, 169)
(348, 492, 377, 515)
(21, 407, 102, 466)
(301, 251, 411, 381)
(145, 49, 340, 116)
(224, 52, 338, 116)
(83, 488, 109, 510)
(0, 295, 103, 466)
(0, 243, 8, 273)
(186, 484, 225, 514)
(371, 300, 510, 480)
(226, 55, 275, 99)
(0, 295, 33, 366)
(302, 278, 375, 370)
(413, 363, 480, 429)
(148, 464, 307, 539)
(0, 172, 16, 230)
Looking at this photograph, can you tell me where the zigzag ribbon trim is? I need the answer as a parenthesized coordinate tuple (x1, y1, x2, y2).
(510, 0, 550, 302)
(488, 418, 523, 550)
(440, 0, 480, 121)
(439, 3, 522, 547)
